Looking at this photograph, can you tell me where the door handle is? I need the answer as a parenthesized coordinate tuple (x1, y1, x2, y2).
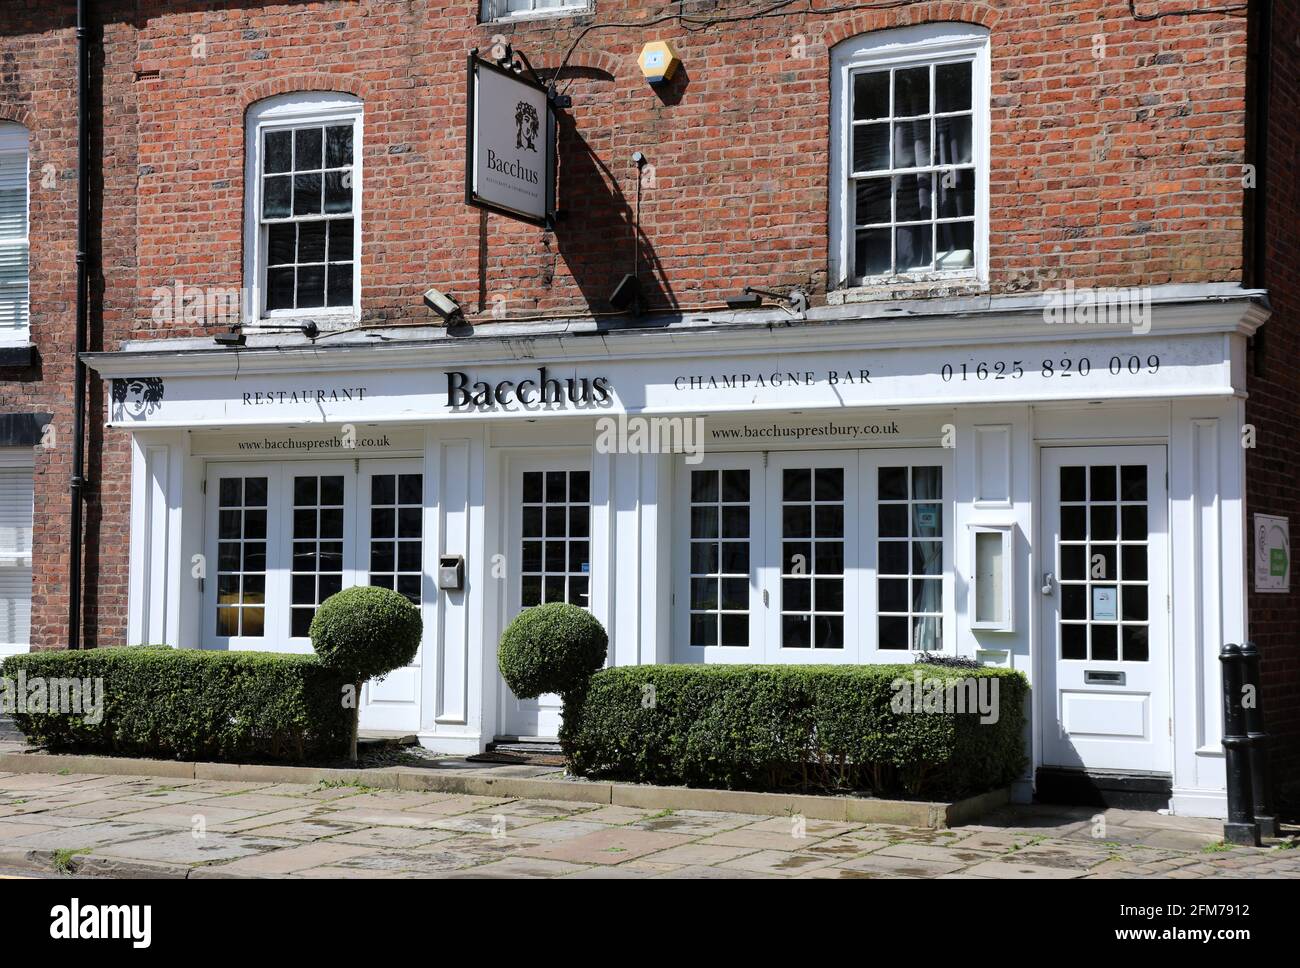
(1040, 572, 1055, 595)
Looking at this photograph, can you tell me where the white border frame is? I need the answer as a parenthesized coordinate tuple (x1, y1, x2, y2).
(498, 450, 593, 739)
(829, 22, 991, 291)
(243, 93, 363, 326)
(481, 0, 591, 24)
(969, 522, 1015, 631)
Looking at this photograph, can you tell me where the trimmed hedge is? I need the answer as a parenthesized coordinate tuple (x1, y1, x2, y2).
(564, 664, 1028, 800)
(498, 602, 608, 701)
(0, 647, 352, 762)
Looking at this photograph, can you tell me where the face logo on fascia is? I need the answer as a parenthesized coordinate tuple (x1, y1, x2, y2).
(111, 377, 165, 421)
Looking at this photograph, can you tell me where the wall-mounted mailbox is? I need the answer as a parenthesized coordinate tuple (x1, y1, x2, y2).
(438, 554, 465, 591)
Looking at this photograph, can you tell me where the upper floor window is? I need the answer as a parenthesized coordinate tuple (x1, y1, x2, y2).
(830, 24, 990, 290)
(482, 0, 590, 22)
(244, 94, 361, 324)
(0, 123, 29, 343)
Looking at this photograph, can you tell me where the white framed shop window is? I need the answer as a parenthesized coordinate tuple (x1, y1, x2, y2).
(829, 23, 990, 289)
(204, 460, 426, 651)
(869, 456, 952, 653)
(481, 0, 590, 23)
(673, 448, 953, 663)
(0, 123, 30, 344)
(969, 523, 1015, 631)
(243, 93, 362, 325)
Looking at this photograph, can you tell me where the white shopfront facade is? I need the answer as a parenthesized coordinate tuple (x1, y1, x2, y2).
(86, 285, 1267, 818)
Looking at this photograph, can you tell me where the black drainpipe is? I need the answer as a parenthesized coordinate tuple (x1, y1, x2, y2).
(68, 0, 91, 649)
(1249, 0, 1271, 293)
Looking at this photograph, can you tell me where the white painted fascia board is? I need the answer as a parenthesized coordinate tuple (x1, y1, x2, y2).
(83, 292, 1268, 380)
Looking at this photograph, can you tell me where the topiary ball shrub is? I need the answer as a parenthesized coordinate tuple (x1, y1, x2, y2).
(310, 585, 423, 685)
(498, 602, 607, 701)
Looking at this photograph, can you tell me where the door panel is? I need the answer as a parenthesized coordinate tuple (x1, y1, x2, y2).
(358, 460, 426, 733)
(765, 452, 860, 663)
(501, 459, 591, 739)
(1040, 446, 1170, 773)
(674, 454, 767, 663)
(205, 463, 286, 651)
(286, 468, 351, 642)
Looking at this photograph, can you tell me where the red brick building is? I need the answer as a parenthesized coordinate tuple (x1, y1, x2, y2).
(0, 1, 1294, 816)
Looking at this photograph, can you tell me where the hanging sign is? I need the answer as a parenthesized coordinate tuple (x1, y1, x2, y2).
(1254, 513, 1290, 593)
(466, 52, 556, 226)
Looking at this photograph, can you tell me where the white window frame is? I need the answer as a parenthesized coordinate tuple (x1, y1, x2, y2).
(829, 23, 990, 291)
(863, 449, 956, 657)
(673, 448, 955, 664)
(243, 93, 363, 326)
(0, 123, 30, 346)
(0, 448, 34, 655)
(673, 453, 768, 664)
(481, 0, 591, 24)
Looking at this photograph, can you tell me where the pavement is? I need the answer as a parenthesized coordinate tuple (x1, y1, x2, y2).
(2, 768, 1298, 878)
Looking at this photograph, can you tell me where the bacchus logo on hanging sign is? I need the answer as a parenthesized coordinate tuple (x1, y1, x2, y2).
(446, 367, 612, 411)
(467, 52, 555, 226)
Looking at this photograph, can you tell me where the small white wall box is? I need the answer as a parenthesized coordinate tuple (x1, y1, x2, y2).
(438, 554, 465, 591)
(969, 524, 1015, 631)
(638, 41, 681, 85)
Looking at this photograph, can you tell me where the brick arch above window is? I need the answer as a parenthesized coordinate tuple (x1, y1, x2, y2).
(0, 106, 34, 131)
(239, 75, 366, 115)
(824, 4, 1000, 50)
(533, 49, 621, 82)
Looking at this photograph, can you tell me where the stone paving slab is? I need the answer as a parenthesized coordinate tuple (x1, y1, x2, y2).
(89, 831, 296, 866)
(518, 827, 693, 865)
(0, 769, 1295, 879)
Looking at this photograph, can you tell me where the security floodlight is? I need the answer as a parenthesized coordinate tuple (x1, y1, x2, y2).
(729, 286, 809, 316)
(423, 287, 464, 324)
(213, 327, 246, 346)
(726, 292, 763, 310)
(609, 273, 642, 314)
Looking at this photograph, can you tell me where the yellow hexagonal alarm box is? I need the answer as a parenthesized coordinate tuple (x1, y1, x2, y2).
(638, 40, 681, 85)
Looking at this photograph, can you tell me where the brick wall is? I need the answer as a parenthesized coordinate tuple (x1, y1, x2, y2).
(0, 5, 85, 649)
(117, 0, 1249, 337)
(0, 0, 1258, 648)
(1244, 0, 1300, 785)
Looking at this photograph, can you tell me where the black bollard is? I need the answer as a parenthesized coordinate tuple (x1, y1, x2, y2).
(1220, 643, 1260, 846)
(1239, 641, 1278, 839)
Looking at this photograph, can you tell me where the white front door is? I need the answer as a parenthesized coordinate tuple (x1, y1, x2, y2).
(357, 460, 426, 733)
(499, 459, 592, 740)
(1039, 446, 1171, 773)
